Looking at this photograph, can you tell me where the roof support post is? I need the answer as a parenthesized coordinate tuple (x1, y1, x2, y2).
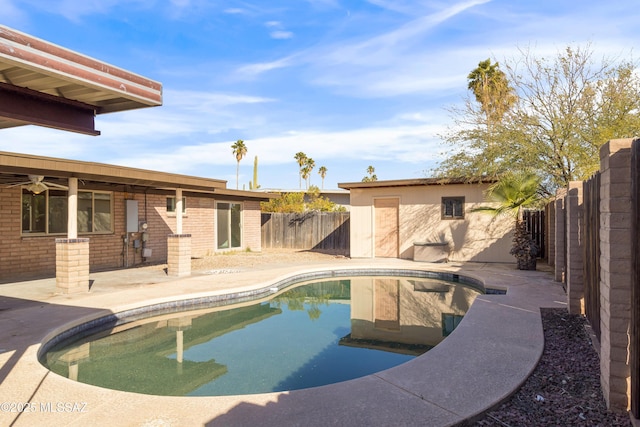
(68, 177, 78, 239)
(176, 188, 183, 234)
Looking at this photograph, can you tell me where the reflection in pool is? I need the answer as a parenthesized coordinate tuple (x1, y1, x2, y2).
(42, 276, 481, 396)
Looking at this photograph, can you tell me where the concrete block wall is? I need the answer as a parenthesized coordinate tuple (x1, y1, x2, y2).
(599, 138, 633, 412)
(566, 181, 584, 314)
(167, 234, 191, 277)
(55, 238, 90, 293)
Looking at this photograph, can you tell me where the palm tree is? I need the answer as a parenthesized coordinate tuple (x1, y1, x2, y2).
(318, 166, 327, 189)
(301, 165, 311, 189)
(294, 152, 307, 189)
(231, 139, 248, 190)
(362, 165, 377, 182)
(305, 158, 315, 188)
(467, 59, 516, 126)
(472, 171, 543, 269)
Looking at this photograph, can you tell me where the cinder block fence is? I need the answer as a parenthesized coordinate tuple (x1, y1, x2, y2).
(552, 138, 639, 420)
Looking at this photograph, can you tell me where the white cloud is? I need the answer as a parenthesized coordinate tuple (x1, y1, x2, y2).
(107, 121, 446, 177)
(0, 0, 26, 24)
(270, 31, 293, 40)
(236, 0, 493, 96)
(237, 55, 298, 76)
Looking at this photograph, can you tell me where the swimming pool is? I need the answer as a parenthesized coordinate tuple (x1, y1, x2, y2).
(40, 270, 484, 396)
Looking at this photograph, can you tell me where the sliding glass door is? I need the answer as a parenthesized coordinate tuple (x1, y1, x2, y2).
(217, 202, 242, 250)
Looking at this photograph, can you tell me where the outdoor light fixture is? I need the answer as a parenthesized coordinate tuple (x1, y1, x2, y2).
(25, 181, 48, 194)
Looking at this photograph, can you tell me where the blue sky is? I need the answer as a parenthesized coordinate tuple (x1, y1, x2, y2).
(2, 0, 639, 190)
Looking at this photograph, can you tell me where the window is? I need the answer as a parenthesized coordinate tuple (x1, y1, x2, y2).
(442, 313, 464, 337)
(21, 189, 112, 234)
(166, 197, 186, 214)
(217, 202, 242, 250)
(442, 197, 464, 219)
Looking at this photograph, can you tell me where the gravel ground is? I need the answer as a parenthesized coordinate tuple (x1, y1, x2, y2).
(475, 308, 632, 427)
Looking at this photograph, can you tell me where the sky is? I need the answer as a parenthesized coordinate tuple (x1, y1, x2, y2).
(1, 0, 640, 191)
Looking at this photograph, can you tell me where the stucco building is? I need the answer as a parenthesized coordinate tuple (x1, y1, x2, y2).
(339, 178, 514, 263)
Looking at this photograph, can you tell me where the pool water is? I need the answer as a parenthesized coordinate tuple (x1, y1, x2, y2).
(42, 276, 481, 396)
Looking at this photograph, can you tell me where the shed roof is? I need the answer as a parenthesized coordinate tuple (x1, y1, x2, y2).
(0, 25, 162, 135)
(338, 177, 496, 190)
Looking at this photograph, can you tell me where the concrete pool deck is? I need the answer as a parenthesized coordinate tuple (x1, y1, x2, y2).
(0, 257, 566, 426)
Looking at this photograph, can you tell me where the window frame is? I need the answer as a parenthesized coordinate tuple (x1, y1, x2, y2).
(441, 196, 465, 220)
(166, 196, 187, 215)
(20, 189, 114, 236)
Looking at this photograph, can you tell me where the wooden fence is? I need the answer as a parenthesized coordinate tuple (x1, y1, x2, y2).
(523, 209, 546, 259)
(631, 141, 640, 419)
(583, 173, 601, 341)
(261, 212, 350, 254)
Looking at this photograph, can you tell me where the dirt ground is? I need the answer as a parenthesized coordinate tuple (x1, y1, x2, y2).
(190, 248, 350, 271)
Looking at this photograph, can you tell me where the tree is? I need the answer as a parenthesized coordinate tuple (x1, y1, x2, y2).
(260, 187, 345, 213)
(472, 171, 543, 269)
(318, 166, 327, 189)
(231, 139, 247, 190)
(303, 157, 315, 189)
(467, 58, 516, 126)
(438, 45, 640, 194)
(362, 165, 378, 182)
(294, 152, 307, 189)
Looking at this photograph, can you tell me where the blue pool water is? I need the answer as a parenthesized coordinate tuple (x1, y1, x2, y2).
(42, 275, 481, 396)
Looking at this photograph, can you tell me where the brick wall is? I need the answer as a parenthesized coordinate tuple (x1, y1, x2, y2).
(565, 181, 584, 314)
(0, 187, 263, 281)
(244, 200, 262, 252)
(55, 238, 90, 293)
(599, 139, 632, 411)
(0, 187, 57, 281)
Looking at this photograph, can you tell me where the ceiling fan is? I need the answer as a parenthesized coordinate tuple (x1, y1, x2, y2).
(7, 175, 69, 194)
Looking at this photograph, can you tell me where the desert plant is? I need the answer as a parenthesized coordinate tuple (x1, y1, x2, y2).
(472, 171, 542, 270)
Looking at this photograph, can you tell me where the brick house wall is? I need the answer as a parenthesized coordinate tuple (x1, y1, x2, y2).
(0, 188, 262, 281)
(243, 200, 262, 252)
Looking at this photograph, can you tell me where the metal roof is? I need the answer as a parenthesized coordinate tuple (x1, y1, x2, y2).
(0, 25, 162, 135)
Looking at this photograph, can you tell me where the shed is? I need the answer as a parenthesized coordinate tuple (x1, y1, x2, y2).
(338, 178, 514, 263)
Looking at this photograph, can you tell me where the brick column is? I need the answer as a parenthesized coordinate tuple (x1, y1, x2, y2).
(55, 238, 90, 294)
(554, 188, 567, 283)
(566, 181, 584, 314)
(167, 234, 191, 277)
(599, 138, 632, 411)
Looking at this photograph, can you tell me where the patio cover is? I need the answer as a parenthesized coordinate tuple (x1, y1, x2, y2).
(0, 25, 162, 135)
